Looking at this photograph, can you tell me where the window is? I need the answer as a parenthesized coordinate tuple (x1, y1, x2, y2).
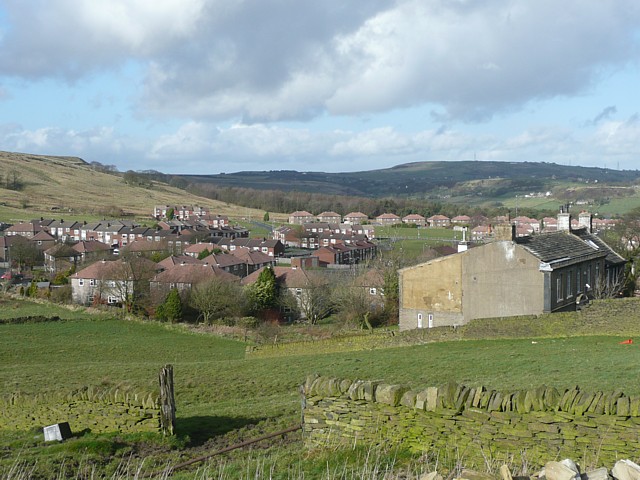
(78, 279, 84, 286)
(369, 288, 377, 295)
(107, 296, 118, 304)
(556, 274, 563, 301)
(566, 271, 572, 298)
(88, 295, 94, 303)
(89, 279, 96, 287)
(107, 280, 116, 287)
(577, 270, 582, 293)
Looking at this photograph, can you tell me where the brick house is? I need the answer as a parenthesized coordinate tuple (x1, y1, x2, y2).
(427, 215, 451, 228)
(316, 211, 341, 223)
(402, 214, 426, 226)
(343, 212, 369, 225)
(150, 262, 239, 303)
(71, 257, 159, 306)
(288, 211, 314, 225)
(375, 213, 401, 225)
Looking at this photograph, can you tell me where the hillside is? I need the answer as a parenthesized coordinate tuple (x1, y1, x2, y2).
(182, 160, 640, 198)
(0, 151, 268, 222)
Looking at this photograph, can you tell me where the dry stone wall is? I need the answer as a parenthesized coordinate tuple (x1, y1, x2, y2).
(0, 388, 159, 435)
(302, 375, 640, 468)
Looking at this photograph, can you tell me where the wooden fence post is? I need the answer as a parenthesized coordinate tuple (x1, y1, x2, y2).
(159, 364, 176, 436)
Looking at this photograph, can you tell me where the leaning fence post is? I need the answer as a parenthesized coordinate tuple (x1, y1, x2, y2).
(159, 364, 176, 436)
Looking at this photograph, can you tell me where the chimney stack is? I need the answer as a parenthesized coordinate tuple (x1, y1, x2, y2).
(578, 211, 592, 233)
(557, 206, 571, 232)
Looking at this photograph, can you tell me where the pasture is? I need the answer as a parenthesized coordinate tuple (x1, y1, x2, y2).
(2, 297, 640, 478)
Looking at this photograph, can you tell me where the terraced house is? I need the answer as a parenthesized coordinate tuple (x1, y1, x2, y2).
(399, 214, 626, 331)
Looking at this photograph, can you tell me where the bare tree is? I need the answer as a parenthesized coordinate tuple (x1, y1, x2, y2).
(99, 257, 157, 313)
(190, 277, 246, 324)
(332, 273, 376, 330)
(295, 275, 333, 325)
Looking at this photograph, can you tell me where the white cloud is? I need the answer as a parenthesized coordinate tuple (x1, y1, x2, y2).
(0, 0, 205, 77)
(3, 1, 638, 123)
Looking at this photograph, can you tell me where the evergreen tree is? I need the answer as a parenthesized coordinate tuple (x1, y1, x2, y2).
(197, 249, 211, 260)
(248, 266, 278, 313)
(157, 289, 182, 322)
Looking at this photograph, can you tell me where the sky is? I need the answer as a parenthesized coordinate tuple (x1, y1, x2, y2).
(0, 1, 639, 175)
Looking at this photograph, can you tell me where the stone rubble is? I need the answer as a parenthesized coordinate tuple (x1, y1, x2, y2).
(425, 460, 640, 480)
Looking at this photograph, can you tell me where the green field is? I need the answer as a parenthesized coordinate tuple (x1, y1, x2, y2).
(3, 298, 640, 477)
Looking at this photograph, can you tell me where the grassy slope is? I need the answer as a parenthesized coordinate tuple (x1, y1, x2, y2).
(3, 299, 640, 432)
(3, 297, 640, 476)
(0, 151, 269, 222)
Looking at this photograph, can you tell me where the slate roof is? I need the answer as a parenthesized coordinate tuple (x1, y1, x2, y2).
(157, 255, 203, 270)
(151, 263, 239, 284)
(570, 227, 627, 266)
(515, 231, 607, 267)
(241, 266, 321, 288)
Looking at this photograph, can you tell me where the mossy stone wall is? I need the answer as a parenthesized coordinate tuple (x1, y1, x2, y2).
(0, 389, 159, 434)
(303, 375, 640, 468)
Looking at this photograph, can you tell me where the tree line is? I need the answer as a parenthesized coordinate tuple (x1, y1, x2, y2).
(187, 182, 528, 220)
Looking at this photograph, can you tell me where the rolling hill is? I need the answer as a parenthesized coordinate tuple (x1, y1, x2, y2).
(0, 151, 268, 223)
(182, 161, 640, 198)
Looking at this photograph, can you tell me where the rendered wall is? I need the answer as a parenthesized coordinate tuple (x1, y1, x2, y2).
(303, 375, 640, 468)
(462, 241, 545, 321)
(399, 254, 464, 331)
